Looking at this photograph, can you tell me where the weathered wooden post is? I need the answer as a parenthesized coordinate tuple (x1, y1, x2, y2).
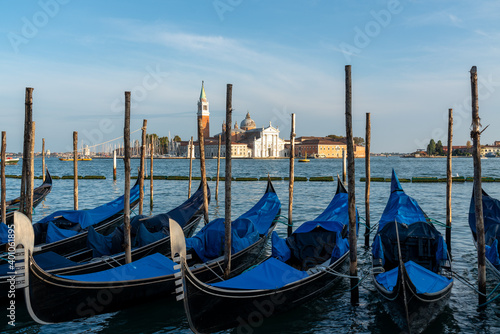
(139, 119, 147, 215)
(113, 149, 117, 181)
(1, 132, 6, 223)
(188, 137, 193, 198)
(224, 83, 233, 279)
(446, 108, 453, 257)
(20, 87, 34, 218)
(123, 91, 132, 264)
(216, 134, 221, 201)
(197, 119, 209, 225)
(150, 140, 154, 210)
(42, 138, 45, 181)
(365, 112, 371, 247)
(30, 122, 35, 211)
(342, 149, 346, 183)
(288, 113, 296, 237)
(345, 65, 359, 305)
(73, 131, 78, 210)
(471, 66, 486, 305)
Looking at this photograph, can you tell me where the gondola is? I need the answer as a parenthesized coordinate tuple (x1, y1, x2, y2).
(16, 180, 280, 323)
(0, 178, 141, 303)
(171, 178, 357, 333)
(371, 170, 453, 334)
(469, 188, 500, 280)
(0, 168, 52, 229)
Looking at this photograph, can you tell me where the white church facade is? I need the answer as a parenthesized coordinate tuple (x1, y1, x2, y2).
(180, 82, 287, 158)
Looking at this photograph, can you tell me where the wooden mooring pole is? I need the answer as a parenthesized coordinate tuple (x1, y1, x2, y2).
(73, 131, 78, 210)
(365, 113, 371, 247)
(446, 108, 453, 257)
(113, 149, 117, 181)
(139, 119, 147, 215)
(216, 134, 221, 201)
(42, 138, 45, 181)
(224, 83, 233, 279)
(123, 91, 132, 264)
(30, 122, 35, 211)
(288, 113, 296, 237)
(188, 137, 193, 198)
(471, 66, 486, 305)
(197, 120, 209, 224)
(150, 140, 154, 210)
(342, 149, 346, 183)
(345, 65, 359, 305)
(20, 87, 34, 218)
(1, 132, 6, 223)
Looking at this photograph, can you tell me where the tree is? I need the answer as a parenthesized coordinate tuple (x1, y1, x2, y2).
(327, 134, 365, 146)
(158, 136, 169, 154)
(427, 139, 436, 156)
(354, 137, 365, 146)
(173, 135, 182, 142)
(466, 140, 472, 149)
(436, 140, 444, 156)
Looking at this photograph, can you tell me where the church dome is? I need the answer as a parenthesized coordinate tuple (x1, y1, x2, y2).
(240, 112, 256, 130)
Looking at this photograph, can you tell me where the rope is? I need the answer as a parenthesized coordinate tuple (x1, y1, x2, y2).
(273, 215, 292, 226)
(451, 270, 487, 297)
(242, 264, 258, 273)
(479, 291, 500, 307)
(203, 262, 224, 281)
(428, 218, 451, 229)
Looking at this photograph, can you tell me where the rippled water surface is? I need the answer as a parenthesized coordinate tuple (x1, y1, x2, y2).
(3, 156, 500, 333)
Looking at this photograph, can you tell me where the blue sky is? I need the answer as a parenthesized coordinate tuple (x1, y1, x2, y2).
(1, 0, 500, 153)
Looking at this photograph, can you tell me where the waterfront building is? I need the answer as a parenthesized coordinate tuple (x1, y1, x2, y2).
(197, 81, 210, 139)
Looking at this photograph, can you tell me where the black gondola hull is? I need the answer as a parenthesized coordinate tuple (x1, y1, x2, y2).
(373, 266, 453, 334)
(181, 252, 349, 333)
(22, 223, 276, 323)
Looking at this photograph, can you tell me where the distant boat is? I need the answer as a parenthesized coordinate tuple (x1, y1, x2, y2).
(312, 153, 326, 159)
(2, 157, 19, 165)
(485, 152, 497, 158)
(59, 157, 92, 161)
(298, 153, 310, 163)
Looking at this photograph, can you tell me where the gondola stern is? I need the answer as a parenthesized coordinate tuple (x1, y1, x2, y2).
(169, 217, 206, 333)
(335, 175, 347, 195)
(43, 168, 53, 186)
(391, 169, 404, 193)
(266, 176, 276, 194)
(12, 212, 51, 325)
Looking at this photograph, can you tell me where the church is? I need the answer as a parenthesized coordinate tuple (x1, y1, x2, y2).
(181, 82, 286, 158)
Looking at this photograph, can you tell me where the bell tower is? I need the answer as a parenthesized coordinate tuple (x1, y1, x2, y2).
(197, 81, 210, 138)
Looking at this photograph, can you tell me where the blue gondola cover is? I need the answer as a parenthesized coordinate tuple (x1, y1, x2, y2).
(486, 239, 500, 267)
(57, 253, 177, 282)
(0, 223, 10, 244)
(186, 218, 259, 262)
(372, 234, 385, 265)
(331, 232, 349, 263)
(46, 221, 78, 243)
(378, 170, 428, 231)
(271, 231, 291, 262)
(35, 182, 140, 238)
(376, 261, 452, 294)
(210, 257, 309, 290)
